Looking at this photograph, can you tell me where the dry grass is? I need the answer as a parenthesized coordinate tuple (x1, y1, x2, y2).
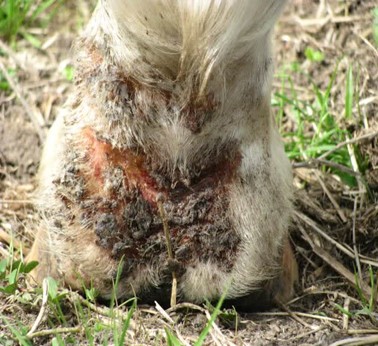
(0, 0, 377, 345)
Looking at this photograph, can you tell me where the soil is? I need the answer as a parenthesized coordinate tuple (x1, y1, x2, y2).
(0, 0, 377, 345)
(0, 110, 41, 180)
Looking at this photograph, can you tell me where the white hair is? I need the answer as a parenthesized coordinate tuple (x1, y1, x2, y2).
(28, 0, 296, 306)
(86, 0, 287, 96)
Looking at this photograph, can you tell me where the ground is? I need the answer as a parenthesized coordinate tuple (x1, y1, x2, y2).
(0, 0, 377, 345)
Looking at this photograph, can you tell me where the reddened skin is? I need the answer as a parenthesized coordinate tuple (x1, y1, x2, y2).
(28, 0, 297, 310)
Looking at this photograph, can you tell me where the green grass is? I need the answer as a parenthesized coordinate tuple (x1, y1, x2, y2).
(0, 0, 62, 47)
(0, 245, 233, 345)
(0, 3, 377, 345)
(0, 253, 229, 345)
(164, 291, 229, 346)
(0, 245, 38, 294)
(0, 255, 138, 345)
(373, 7, 378, 46)
(0, 66, 15, 92)
(273, 50, 368, 188)
(334, 266, 377, 320)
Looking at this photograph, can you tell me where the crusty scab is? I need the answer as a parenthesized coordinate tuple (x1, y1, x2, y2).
(58, 128, 241, 281)
(28, 0, 298, 309)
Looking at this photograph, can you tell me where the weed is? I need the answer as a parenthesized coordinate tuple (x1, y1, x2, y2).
(354, 267, 377, 316)
(304, 47, 325, 63)
(334, 267, 378, 320)
(0, 0, 62, 47)
(273, 56, 367, 187)
(0, 66, 15, 92)
(0, 249, 38, 294)
(114, 300, 136, 346)
(164, 288, 229, 346)
(62, 65, 74, 82)
(194, 292, 226, 346)
(373, 7, 378, 46)
(0, 251, 139, 345)
(2, 317, 32, 346)
(165, 328, 182, 346)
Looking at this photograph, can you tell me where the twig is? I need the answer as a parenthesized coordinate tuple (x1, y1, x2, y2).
(68, 291, 136, 329)
(26, 326, 82, 339)
(315, 171, 347, 223)
(251, 311, 339, 323)
(166, 302, 206, 314)
(277, 302, 315, 329)
(293, 289, 361, 305)
(347, 136, 366, 201)
(347, 330, 378, 335)
(0, 228, 29, 255)
(0, 39, 25, 69)
(356, 32, 378, 58)
(286, 326, 324, 342)
(0, 200, 34, 204)
(329, 335, 378, 346)
(157, 197, 177, 307)
(293, 158, 360, 177)
(342, 297, 350, 330)
(294, 211, 378, 268)
(297, 224, 372, 300)
(155, 301, 174, 324)
(293, 14, 367, 29)
(0, 59, 46, 142)
(317, 131, 378, 160)
(27, 278, 49, 337)
(204, 309, 237, 346)
(155, 303, 191, 346)
(351, 197, 362, 282)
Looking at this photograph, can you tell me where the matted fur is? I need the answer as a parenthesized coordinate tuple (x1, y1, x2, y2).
(28, 0, 297, 308)
(96, 0, 286, 92)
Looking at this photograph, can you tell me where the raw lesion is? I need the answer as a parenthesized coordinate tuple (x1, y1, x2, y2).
(52, 126, 243, 286)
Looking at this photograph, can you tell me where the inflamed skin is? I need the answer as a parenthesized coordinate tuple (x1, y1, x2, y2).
(28, 0, 298, 310)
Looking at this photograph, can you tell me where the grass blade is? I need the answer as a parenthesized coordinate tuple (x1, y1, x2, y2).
(165, 328, 183, 346)
(345, 65, 354, 119)
(1, 316, 31, 346)
(118, 299, 136, 345)
(194, 289, 228, 346)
